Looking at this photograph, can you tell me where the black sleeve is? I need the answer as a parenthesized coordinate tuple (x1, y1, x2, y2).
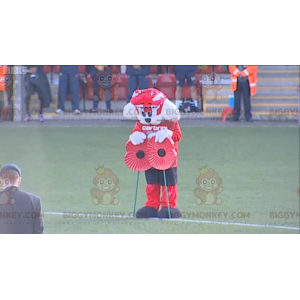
(37, 66, 44, 72)
(33, 198, 44, 234)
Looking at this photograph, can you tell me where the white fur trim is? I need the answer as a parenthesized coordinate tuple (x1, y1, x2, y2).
(153, 92, 165, 102)
(132, 90, 141, 98)
(161, 99, 180, 121)
(123, 102, 138, 120)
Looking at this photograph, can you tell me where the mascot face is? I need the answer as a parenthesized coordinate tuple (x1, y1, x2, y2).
(123, 88, 180, 125)
(131, 90, 164, 125)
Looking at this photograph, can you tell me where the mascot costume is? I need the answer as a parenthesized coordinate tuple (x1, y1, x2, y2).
(123, 88, 182, 219)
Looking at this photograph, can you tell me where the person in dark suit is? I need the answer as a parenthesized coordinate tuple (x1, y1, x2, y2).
(56, 65, 81, 115)
(0, 163, 44, 234)
(24, 66, 53, 122)
(126, 65, 150, 103)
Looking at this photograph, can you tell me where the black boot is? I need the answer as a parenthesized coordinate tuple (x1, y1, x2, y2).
(136, 206, 158, 218)
(157, 207, 182, 219)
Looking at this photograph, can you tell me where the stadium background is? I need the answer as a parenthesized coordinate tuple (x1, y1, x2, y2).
(0, 65, 299, 234)
(1, 65, 299, 121)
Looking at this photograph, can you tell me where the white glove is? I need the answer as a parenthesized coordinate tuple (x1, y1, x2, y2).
(129, 131, 147, 145)
(148, 129, 173, 143)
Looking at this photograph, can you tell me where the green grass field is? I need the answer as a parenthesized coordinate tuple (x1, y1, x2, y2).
(0, 124, 299, 233)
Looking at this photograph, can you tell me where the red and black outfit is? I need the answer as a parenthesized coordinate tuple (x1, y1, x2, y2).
(132, 121, 182, 210)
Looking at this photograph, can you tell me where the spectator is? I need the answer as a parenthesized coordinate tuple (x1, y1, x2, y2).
(5, 66, 15, 105)
(87, 65, 115, 113)
(56, 65, 81, 115)
(0, 65, 7, 92)
(0, 65, 15, 122)
(174, 65, 198, 102)
(126, 65, 150, 103)
(0, 66, 7, 121)
(0, 163, 44, 234)
(228, 65, 258, 122)
(24, 66, 53, 122)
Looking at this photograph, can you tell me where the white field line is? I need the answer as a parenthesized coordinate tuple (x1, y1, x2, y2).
(44, 211, 299, 231)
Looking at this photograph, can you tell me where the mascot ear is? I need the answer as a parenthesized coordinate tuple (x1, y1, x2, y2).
(161, 99, 180, 121)
(123, 102, 138, 120)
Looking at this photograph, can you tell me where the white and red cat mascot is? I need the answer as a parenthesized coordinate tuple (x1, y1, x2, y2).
(123, 88, 182, 218)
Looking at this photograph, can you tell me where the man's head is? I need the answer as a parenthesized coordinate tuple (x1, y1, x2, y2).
(0, 164, 22, 189)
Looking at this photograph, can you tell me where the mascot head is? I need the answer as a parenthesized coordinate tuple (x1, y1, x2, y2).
(123, 88, 180, 125)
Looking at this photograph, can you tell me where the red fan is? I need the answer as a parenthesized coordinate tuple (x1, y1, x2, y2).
(147, 137, 177, 170)
(124, 140, 152, 171)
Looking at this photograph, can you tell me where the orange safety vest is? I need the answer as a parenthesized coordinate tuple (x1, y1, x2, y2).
(0, 65, 8, 91)
(228, 65, 258, 96)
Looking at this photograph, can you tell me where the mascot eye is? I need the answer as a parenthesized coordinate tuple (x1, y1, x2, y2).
(108, 76, 112, 81)
(142, 112, 146, 117)
(5, 75, 10, 81)
(100, 179, 104, 184)
(148, 112, 152, 117)
(100, 76, 104, 81)
(108, 179, 112, 184)
(203, 180, 207, 184)
(211, 179, 215, 184)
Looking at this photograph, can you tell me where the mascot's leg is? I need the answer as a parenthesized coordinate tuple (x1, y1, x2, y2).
(158, 185, 182, 219)
(136, 184, 160, 218)
(157, 167, 181, 219)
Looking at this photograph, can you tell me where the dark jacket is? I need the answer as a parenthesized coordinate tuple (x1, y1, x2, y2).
(0, 186, 44, 234)
(127, 65, 150, 76)
(174, 65, 197, 73)
(24, 67, 53, 108)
